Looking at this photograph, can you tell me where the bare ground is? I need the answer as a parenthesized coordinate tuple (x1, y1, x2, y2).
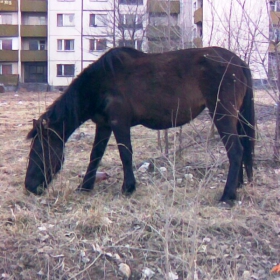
(0, 90, 279, 280)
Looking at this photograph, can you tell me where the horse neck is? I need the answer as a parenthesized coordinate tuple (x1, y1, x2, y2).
(63, 111, 83, 141)
(48, 87, 89, 142)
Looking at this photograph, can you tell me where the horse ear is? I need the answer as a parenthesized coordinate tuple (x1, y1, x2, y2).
(32, 119, 38, 128)
(42, 119, 49, 129)
(27, 119, 39, 139)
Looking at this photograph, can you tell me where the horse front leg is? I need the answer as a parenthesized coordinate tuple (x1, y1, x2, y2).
(111, 125, 136, 195)
(78, 125, 112, 191)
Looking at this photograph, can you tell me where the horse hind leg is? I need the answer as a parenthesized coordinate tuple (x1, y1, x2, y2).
(210, 109, 243, 202)
(238, 119, 253, 184)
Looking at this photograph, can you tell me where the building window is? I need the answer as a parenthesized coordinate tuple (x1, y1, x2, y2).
(29, 39, 46, 50)
(30, 65, 44, 74)
(119, 0, 143, 5)
(0, 64, 12, 75)
(0, 39, 12, 50)
(118, 39, 142, 50)
(89, 38, 107, 51)
(149, 14, 178, 26)
(22, 15, 46, 25)
(57, 64, 75, 77)
(57, 14, 75, 27)
(89, 14, 107, 27)
(193, 1, 197, 9)
(268, 53, 279, 80)
(270, 26, 280, 41)
(0, 14, 12, 24)
(119, 14, 143, 29)
(24, 62, 47, 83)
(57, 39, 74, 51)
(39, 40, 46, 50)
(270, 1, 280, 11)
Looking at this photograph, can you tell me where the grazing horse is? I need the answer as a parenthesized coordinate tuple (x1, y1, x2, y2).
(25, 46, 255, 203)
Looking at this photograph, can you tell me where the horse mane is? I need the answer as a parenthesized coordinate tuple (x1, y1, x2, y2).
(27, 47, 146, 139)
(86, 47, 146, 75)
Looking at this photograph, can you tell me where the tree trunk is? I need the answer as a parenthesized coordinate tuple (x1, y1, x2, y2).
(164, 129, 169, 157)
(157, 131, 162, 153)
(274, 47, 280, 161)
(274, 98, 280, 161)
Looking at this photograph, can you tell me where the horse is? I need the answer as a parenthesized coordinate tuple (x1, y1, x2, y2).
(25, 46, 255, 204)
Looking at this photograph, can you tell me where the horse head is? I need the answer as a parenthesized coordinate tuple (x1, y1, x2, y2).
(25, 117, 64, 195)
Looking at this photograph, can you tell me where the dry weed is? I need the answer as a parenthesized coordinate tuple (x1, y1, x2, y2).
(0, 91, 279, 279)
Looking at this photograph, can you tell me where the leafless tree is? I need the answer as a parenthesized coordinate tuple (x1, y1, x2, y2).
(146, 0, 192, 156)
(108, 0, 147, 49)
(202, 0, 280, 159)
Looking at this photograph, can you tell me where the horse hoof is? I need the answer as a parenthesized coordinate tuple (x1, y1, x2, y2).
(121, 185, 136, 196)
(237, 182, 243, 189)
(26, 186, 45, 196)
(220, 190, 237, 202)
(218, 200, 235, 209)
(76, 185, 92, 193)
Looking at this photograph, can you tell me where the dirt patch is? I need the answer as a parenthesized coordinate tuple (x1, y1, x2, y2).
(0, 91, 279, 279)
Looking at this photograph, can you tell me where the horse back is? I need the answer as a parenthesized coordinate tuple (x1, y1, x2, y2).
(99, 47, 247, 129)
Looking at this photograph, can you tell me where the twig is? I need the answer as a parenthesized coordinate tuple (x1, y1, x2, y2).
(69, 253, 102, 279)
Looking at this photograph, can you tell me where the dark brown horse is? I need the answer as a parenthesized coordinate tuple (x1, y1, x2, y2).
(25, 46, 255, 203)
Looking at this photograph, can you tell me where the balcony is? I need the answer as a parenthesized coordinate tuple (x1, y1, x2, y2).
(21, 0, 47, 12)
(271, 11, 280, 25)
(148, 40, 180, 53)
(193, 37, 202, 48)
(0, 50, 18, 62)
(0, 0, 18, 11)
(21, 50, 47, 62)
(148, 0, 180, 14)
(118, 23, 143, 30)
(146, 25, 180, 40)
(0, 25, 18, 36)
(194, 7, 203, 24)
(0, 74, 19, 86)
(21, 25, 47, 37)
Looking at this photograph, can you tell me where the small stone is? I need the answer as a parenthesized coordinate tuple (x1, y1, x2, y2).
(167, 271, 178, 280)
(119, 263, 131, 278)
(138, 162, 150, 172)
(242, 270, 251, 280)
(176, 178, 182, 184)
(142, 267, 155, 279)
(203, 237, 211, 243)
(184, 173, 193, 180)
(159, 167, 167, 172)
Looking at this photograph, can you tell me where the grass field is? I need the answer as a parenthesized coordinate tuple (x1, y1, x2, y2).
(0, 90, 279, 279)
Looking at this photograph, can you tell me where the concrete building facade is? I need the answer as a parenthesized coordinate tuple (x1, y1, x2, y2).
(0, 0, 47, 89)
(0, 0, 277, 88)
(192, 0, 269, 80)
(48, 0, 148, 87)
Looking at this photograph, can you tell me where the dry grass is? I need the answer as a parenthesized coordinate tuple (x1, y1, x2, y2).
(0, 90, 279, 280)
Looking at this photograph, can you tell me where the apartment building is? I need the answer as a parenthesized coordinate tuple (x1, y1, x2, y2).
(146, 0, 180, 52)
(0, 0, 47, 89)
(192, 0, 269, 80)
(269, 0, 280, 80)
(0, 0, 275, 89)
(48, 1, 82, 87)
(48, 0, 148, 87)
(0, 0, 148, 88)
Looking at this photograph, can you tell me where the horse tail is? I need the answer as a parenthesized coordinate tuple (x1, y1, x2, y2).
(238, 65, 255, 182)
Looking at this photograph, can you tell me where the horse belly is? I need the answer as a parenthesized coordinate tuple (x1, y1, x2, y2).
(138, 104, 205, 130)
